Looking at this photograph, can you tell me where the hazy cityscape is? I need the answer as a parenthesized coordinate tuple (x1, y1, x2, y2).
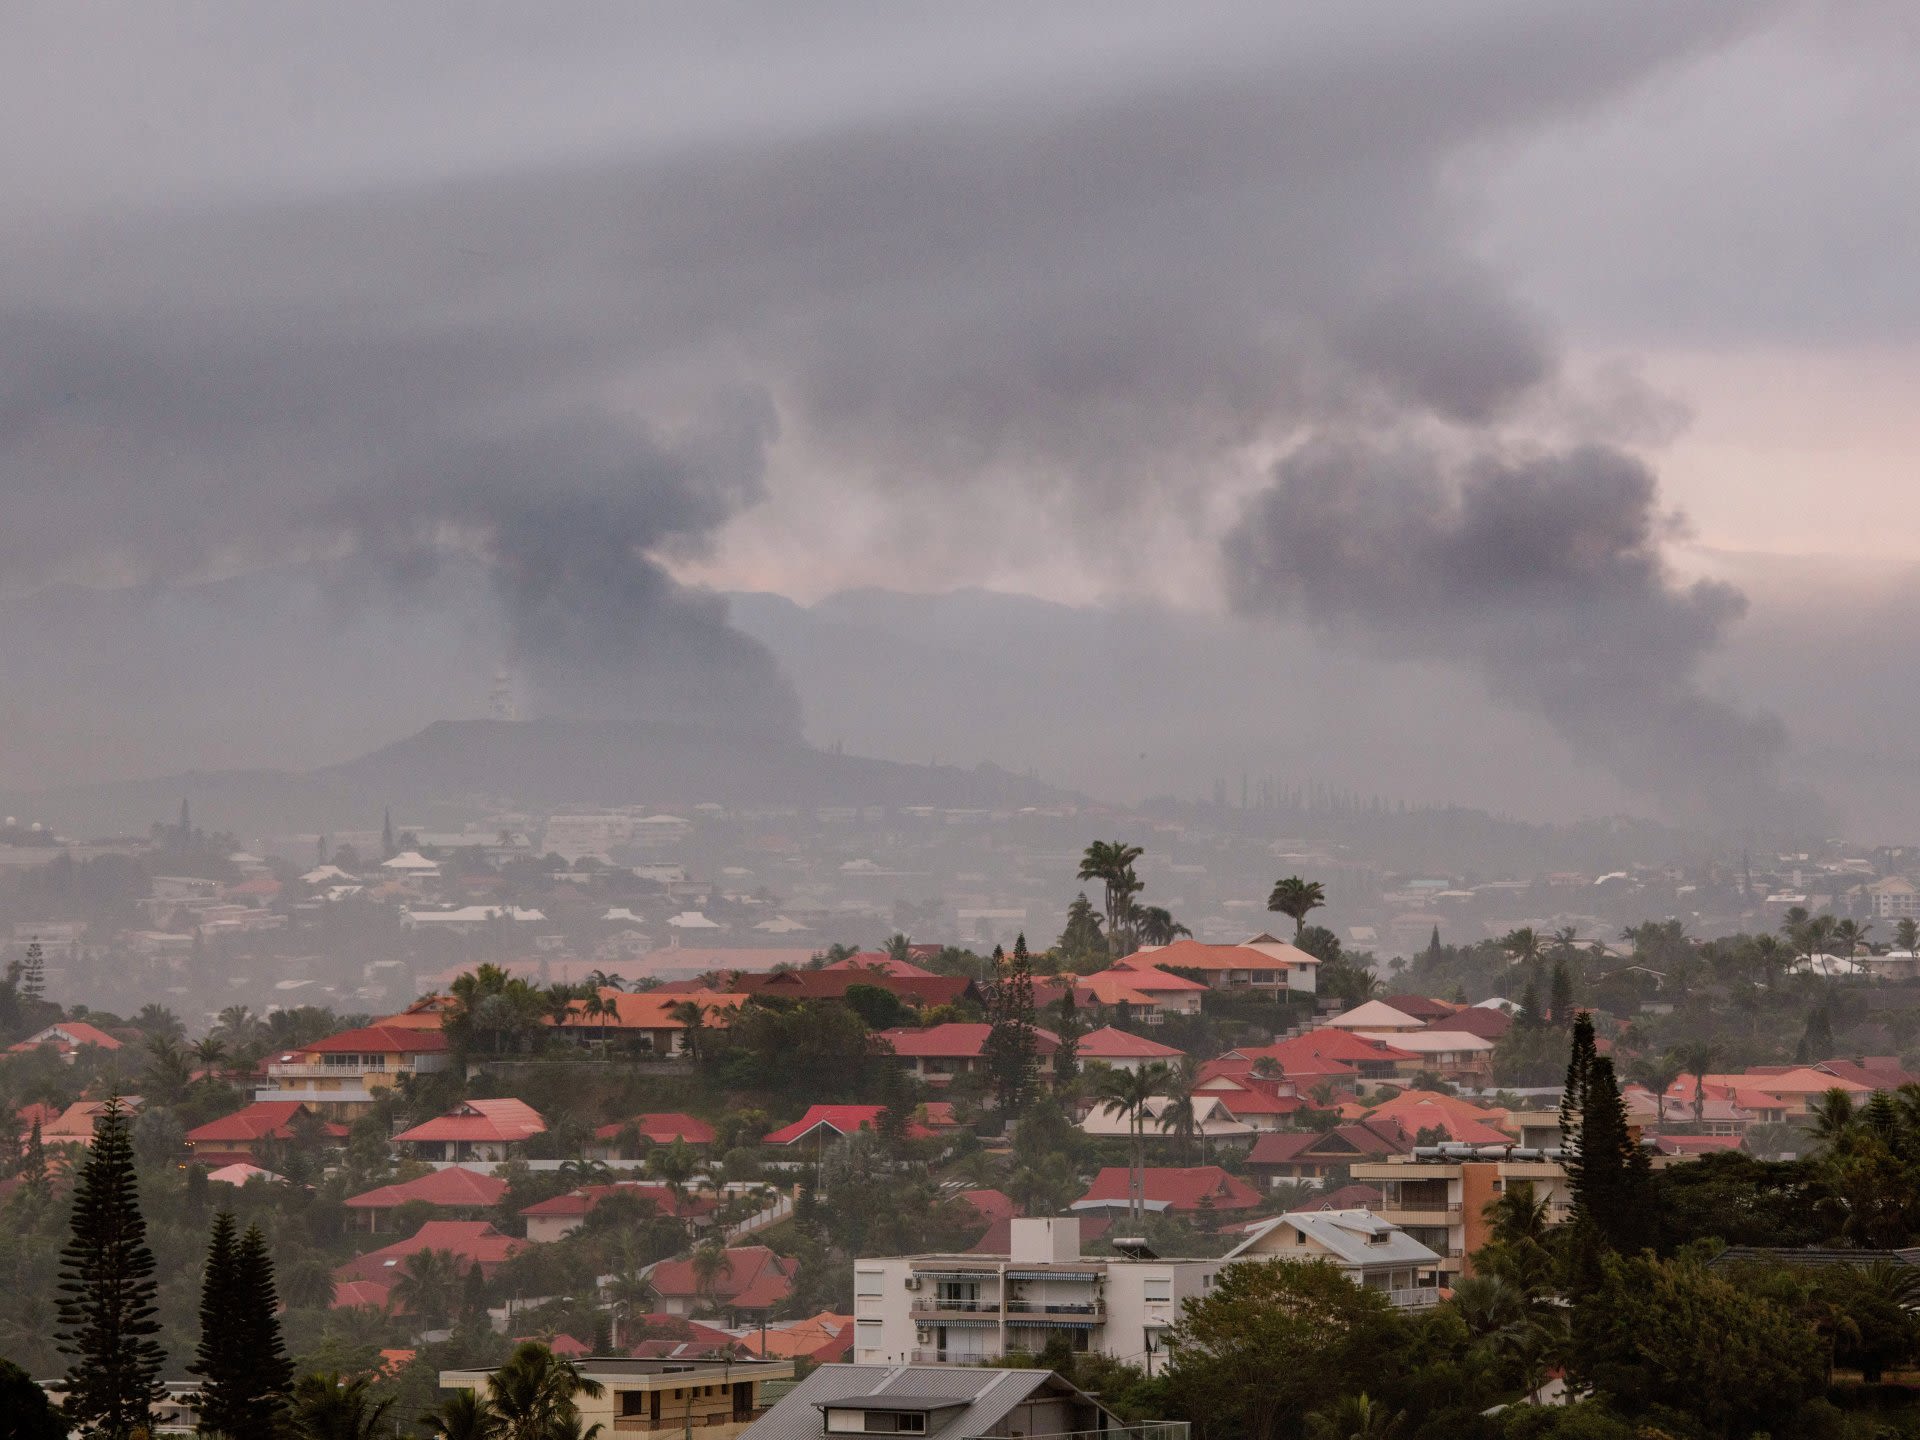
(5, 7, 1920, 1440)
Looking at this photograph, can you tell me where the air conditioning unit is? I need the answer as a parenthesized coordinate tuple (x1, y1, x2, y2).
(903, 1276, 922, 1290)
(916, 1329, 934, 1346)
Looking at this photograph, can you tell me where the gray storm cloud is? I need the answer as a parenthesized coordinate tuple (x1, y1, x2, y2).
(0, 1, 1812, 817)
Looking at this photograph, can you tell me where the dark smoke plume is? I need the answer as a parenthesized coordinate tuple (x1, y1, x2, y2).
(1224, 437, 1795, 824)
(326, 403, 801, 740)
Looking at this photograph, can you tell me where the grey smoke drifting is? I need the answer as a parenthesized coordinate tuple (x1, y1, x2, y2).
(1223, 439, 1794, 825)
(0, 2, 1828, 817)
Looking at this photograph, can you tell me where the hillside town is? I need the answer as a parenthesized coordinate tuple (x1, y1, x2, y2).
(12, 825, 1920, 1440)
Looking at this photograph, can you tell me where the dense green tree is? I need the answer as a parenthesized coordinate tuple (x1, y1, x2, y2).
(425, 1388, 501, 1440)
(55, 1095, 164, 1440)
(1164, 1259, 1406, 1440)
(0, 1357, 68, 1440)
(1569, 1253, 1823, 1438)
(981, 936, 1039, 1115)
(1055, 893, 1110, 972)
(192, 1214, 293, 1440)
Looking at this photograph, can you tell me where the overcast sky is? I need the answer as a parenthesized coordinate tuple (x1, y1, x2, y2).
(3, 2, 1916, 831)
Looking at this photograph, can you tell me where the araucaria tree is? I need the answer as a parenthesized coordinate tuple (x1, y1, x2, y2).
(56, 1094, 165, 1439)
(982, 935, 1039, 1115)
(192, 1212, 294, 1440)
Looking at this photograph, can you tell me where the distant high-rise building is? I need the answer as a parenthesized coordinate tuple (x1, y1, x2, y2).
(488, 669, 517, 722)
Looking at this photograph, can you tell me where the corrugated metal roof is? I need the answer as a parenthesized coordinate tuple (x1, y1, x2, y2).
(744, 1366, 1071, 1440)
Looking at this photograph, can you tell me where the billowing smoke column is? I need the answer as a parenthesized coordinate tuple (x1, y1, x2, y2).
(328, 402, 801, 741)
(1223, 438, 1791, 825)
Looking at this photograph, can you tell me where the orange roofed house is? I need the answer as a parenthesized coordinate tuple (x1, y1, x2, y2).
(554, 990, 746, 1056)
(8, 1020, 125, 1062)
(1130, 934, 1320, 995)
(647, 1244, 797, 1322)
(395, 1098, 546, 1162)
(185, 1100, 348, 1167)
(256, 1024, 452, 1119)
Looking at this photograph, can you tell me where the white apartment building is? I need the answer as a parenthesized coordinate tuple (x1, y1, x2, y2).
(854, 1218, 1219, 1369)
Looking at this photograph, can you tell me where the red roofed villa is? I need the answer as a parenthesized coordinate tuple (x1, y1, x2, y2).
(395, 1098, 546, 1162)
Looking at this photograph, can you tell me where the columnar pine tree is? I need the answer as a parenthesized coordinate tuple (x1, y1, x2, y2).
(1052, 991, 1082, 1082)
(190, 1211, 243, 1436)
(24, 1115, 50, 1203)
(1548, 960, 1574, 1026)
(229, 1224, 294, 1438)
(194, 1216, 293, 1440)
(982, 936, 1038, 1115)
(56, 1095, 165, 1439)
(22, 937, 45, 1004)
(1558, 1012, 1597, 1158)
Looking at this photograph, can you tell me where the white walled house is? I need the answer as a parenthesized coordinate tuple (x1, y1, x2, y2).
(1224, 1209, 1442, 1308)
(853, 1217, 1219, 1367)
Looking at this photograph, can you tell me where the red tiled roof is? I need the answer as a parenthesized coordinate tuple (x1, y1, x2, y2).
(1074, 1165, 1263, 1213)
(1076, 1025, 1184, 1060)
(1233, 1029, 1418, 1067)
(1816, 1057, 1920, 1090)
(647, 1246, 795, 1310)
(395, 1098, 545, 1144)
(762, 1104, 935, 1145)
(822, 954, 937, 978)
(301, 1024, 448, 1056)
(1421, 1008, 1512, 1041)
(877, 1022, 1061, 1059)
(958, 1189, 1018, 1223)
(592, 1112, 716, 1146)
(187, 1101, 347, 1145)
(1134, 938, 1313, 973)
(334, 1221, 525, 1284)
(345, 1167, 508, 1211)
(1380, 994, 1461, 1022)
(1248, 1121, 1411, 1167)
(519, 1182, 718, 1221)
(1097, 961, 1211, 992)
(332, 1279, 394, 1310)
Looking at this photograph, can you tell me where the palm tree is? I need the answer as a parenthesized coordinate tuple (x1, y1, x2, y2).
(1676, 1040, 1720, 1127)
(1305, 1394, 1405, 1440)
(1133, 907, 1190, 948)
(1484, 1180, 1550, 1248)
(487, 1342, 606, 1440)
(1833, 919, 1873, 959)
(1155, 1057, 1204, 1162)
(392, 1249, 466, 1330)
(1079, 842, 1146, 956)
(1499, 928, 1543, 969)
(426, 1390, 501, 1440)
(666, 1001, 711, 1061)
(1092, 1061, 1171, 1223)
(191, 1034, 229, 1080)
(689, 1243, 735, 1316)
(1630, 1052, 1685, 1125)
(1266, 876, 1326, 941)
(1809, 1089, 1859, 1153)
(1898, 918, 1920, 955)
(290, 1373, 395, 1440)
(646, 1138, 698, 1207)
(141, 1033, 194, 1105)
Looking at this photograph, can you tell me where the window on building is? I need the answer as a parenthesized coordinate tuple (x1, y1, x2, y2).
(1143, 1277, 1172, 1302)
(855, 1270, 884, 1297)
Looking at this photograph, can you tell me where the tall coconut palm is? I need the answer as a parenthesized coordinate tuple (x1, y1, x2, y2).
(1079, 842, 1146, 956)
(689, 1243, 735, 1316)
(190, 1034, 229, 1081)
(1499, 928, 1543, 968)
(1092, 1061, 1171, 1223)
(1832, 918, 1873, 959)
(1675, 1040, 1720, 1127)
(1484, 1180, 1551, 1249)
(1266, 876, 1326, 941)
(1630, 1052, 1685, 1126)
(1155, 1057, 1204, 1162)
(487, 1342, 605, 1440)
(1898, 918, 1920, 955)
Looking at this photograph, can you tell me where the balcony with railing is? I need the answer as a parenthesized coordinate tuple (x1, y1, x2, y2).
(910, 1296, 1000, 1317)
(1004, 1299, 1105, 1319)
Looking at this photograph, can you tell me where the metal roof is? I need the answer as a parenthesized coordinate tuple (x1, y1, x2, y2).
(744, 1365, 1096, 1440)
